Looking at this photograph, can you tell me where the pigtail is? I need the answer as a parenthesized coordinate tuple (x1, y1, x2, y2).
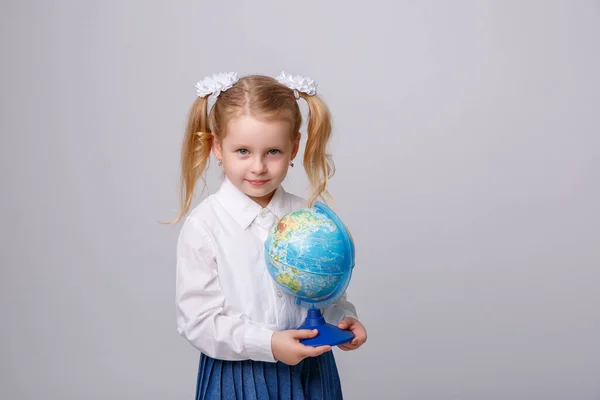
(169, 96, 214, 224)
(301, 93, 335, 207)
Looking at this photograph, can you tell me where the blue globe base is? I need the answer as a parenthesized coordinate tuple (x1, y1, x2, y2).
(298, 308, 355, 347)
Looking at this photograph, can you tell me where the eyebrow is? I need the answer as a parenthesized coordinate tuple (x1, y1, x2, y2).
(228, 143, 286, 148)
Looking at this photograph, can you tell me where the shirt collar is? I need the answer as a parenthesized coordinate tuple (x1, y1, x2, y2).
(216, 178, 290, 229)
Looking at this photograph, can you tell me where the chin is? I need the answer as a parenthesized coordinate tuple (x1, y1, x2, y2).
(244, 185, 273, 197)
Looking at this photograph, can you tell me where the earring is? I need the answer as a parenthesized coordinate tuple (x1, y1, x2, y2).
(218, 159, 223, 166)
(289, 161, 294, 168)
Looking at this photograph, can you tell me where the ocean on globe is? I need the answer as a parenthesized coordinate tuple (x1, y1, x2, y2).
(264, 202, 354, 309)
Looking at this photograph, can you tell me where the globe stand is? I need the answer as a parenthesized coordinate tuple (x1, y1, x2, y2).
(298, 307, 354, 347)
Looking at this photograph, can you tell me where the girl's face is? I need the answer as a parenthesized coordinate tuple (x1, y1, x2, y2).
(213, 115, 300, 207)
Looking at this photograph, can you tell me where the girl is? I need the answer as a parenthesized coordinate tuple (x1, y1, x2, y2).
(172, 72, 367, 399)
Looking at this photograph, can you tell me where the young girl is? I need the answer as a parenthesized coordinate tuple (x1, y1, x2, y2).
(172, 72, 367, 399)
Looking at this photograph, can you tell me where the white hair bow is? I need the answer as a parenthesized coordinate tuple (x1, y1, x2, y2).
(195, 72, 239, 98)
(276, 71, 318, 99)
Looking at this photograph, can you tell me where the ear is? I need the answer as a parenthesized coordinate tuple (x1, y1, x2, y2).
(212, 133, 223, 160)
(291, 132, 301, 160)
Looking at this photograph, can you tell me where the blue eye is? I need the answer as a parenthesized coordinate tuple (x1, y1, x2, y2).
(237, 149, 249, 155)
(268, 149, 281, 155)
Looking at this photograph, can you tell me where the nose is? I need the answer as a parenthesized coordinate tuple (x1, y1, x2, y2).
(250, 155, 267, 174)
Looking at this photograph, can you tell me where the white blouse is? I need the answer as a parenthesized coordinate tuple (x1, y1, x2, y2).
(176, 178, 358, 362)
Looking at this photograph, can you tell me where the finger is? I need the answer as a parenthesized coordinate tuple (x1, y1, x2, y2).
(348, 327, 366, 342)
(305, 345, 331, 357)
(354, 331, 367, 344)
(338, 343, 356, 351)
(291, 329, 319, 339)
(338, 318, 355, 329)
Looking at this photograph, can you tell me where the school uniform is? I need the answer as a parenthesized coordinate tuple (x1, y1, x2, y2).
(176, 178, 358, 399)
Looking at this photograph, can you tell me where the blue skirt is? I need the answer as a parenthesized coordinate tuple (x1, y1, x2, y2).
(195, 351, 343, 399)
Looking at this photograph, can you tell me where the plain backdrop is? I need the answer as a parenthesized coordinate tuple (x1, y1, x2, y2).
(1, 1, 599, 399)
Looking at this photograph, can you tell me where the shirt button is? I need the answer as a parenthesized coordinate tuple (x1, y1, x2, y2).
(277, 289, 282, 298)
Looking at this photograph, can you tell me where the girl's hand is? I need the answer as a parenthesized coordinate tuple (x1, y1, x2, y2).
(337, 317, 367, 351)
(271, 329, 332, 365)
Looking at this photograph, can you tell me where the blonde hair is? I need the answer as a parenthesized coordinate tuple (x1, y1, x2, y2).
(169, 74, 334, 224)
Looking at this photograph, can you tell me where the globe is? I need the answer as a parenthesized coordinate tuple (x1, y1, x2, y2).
(264, 201, 355, 346)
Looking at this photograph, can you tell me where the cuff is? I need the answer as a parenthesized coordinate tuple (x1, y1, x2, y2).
(243, 323, 276, 363)
(341, 309, 358, 322)
(323, 306, 358, 325)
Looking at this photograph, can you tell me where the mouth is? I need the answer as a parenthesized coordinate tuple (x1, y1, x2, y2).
(245, 179, 270, 187)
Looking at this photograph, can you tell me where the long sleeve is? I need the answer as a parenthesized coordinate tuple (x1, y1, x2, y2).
(321, 291, 358, 325)
(175, 217, 276, 362)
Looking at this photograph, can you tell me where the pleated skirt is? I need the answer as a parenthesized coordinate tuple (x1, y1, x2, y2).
(194, 351, 343, 399)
